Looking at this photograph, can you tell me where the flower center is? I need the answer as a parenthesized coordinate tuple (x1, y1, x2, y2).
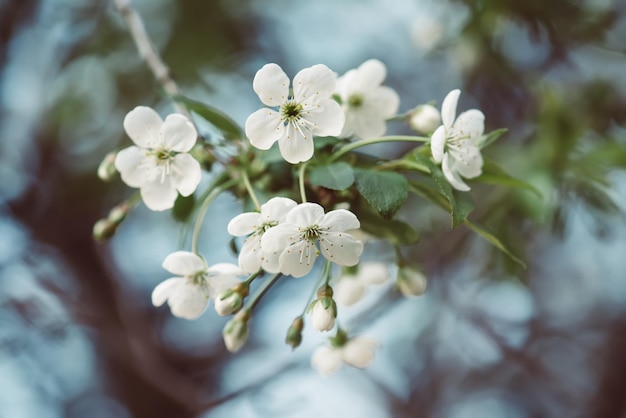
(151, 147, 175, 161)
(300, 225, 321, 242)
(347, 95, 364, 109)
(257, 221, 278, 234)
(281, 100, 303, 122)
(189, 272, 208, 286)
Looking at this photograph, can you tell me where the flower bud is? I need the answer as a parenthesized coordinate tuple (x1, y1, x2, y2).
(311, 299, 336, 332)
(214, 290, 243, 316)
(108, 203, 130, 225)
(397, 266, 428, 297)
(333, 278, 364, 307)
(409, 104, 441, 134)
(285, 316, 304, 350)
(93, 218, 116, 241)
(223, 310, 250, 353)
(97, 151, 118, 182)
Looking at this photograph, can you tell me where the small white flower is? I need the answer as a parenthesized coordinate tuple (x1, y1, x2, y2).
(311, 336, 379, 376)
(115, 106, 202, 211)
(397, 266, 428, 297)
(261, 203, 364, 278)
(409, 104, 441, 134)
(245, 63, 345, 164)
(334, 262, 389, 307)
(311, 299, 336, 332)
(151, 251, 243, 320)
(335, 59, 400, 140)
(431, 89, 484, 191)
(228, 197, 297, 274)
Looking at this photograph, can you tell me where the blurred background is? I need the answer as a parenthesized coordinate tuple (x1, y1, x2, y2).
(2, 0, 626, 417)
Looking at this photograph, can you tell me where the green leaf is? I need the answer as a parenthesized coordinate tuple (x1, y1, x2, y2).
(464, 219, 527, 269)
(175, 96, 243, 141)
(475, 159, 542, 197)
(309, 162, 354, 190)
(172, 193, 196, 223)
(479, 128, 508, 148)
(354, 200, 419, 245)
(353, 169, 408, 218)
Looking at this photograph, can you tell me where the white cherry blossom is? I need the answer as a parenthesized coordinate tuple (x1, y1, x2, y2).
(334, 262, 389, 306)
(430, 89, 484, 191)
(311, 336, 379, 376)
(115, 106, 201, 211)
(335, 59, 400, 140)
(151, 251, 243, 320)
(245, 63, 345, 164)
(261, 203, 364, 278)
(227, 197, 297, 274)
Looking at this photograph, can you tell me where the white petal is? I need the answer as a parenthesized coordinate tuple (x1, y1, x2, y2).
(151, 277, 182, 307)
(441, 89, 460, 130)
(160, 114, 197, 152)
(162, 251, 206, 276)
(286, 203, 325, 227)
(260, 249, 281, 274)
(451, 109, 485, 143)
(228, 212, 261, 236)
(260, 197, 297, 222)
(305, 99, 345, 137)
(253, 63, 290, 107)
(365, 86, 400, 119)
(311, 301, 336, 332)
(167, 281, 210, 320)
(208, 263, 244, 276)
(278, 239, 318, 278)
(448, 143, 483, 179)
(442, 153, 470, 191)
(348, 59, 387, 93)
(430, 125, 446, 164)
(208, 274, 241, 297)
(115, 146, 149, 188)
(261, 223, 299, 253)
(319, 232, 363, 266)
(334, 278, 365, 306)
(293, 64, 337, 106)
(170, 153, 201, 197)
(346, 110, 387, 140)
(139, 179, 178, 211)
(320, 209, 360, 231)
(123, 106, 163, 148)
(357, 262, 389, 285)
(245, 108, 285, 150)
(410, 104, 441, 133)
(238, 237, 263, 274)
(342, 337, 378, 368)
(278, 123, 314, 164)
(311, 346, 343, 376)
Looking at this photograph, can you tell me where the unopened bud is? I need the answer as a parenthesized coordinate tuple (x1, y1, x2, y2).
(215, 290, 244, 316)
(285, 316, 304, 350)
(311, 298, 337, 332)
(409, 104, 441, 134)
(93, 218, 116, 241)
(223, 310, 250, 353)
(397, 266, 428, 297)
(108, 203, 130, 225)
(97, 151, 118, 181)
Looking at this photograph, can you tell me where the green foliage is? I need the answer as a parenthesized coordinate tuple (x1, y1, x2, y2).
(353, 200, 419, 245)
(464, 220, 527, 269)
(353, 168, 408, 219)
(175, 96, 243, 141)
(475, 159, 542, 196)
(479, 128, 508, 149)
(172, 193, 196, 223)
(309, 162, 354, 191)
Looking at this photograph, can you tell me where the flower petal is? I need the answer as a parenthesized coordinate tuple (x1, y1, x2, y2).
(441, 89, 460, 130)
(260, 249, 281, 274)
(115, 146, 149, 188)
(140, 179, 178, 211)
(278, 239, 318, 278)
(286, 203, 325, 227)
(162, 251, 206, 276)
(448, 143, 483, 179)
(167, 281, 210, 320)
(344, 109, 387, 140)
(170, 153, 201, 197)
(311, 346, 343, 376)
(238, 237, 263, 274)
(442, 153, 470, 191)
(320, 209, 360, 231)
(123, 106, 163, 148)
(160, 114, 197, 152)
(430, 125, 446, 164)
(319, 232, 363, 266)
(452, 109, 485, 143)
(293, 64, 337, 107)
(357, 262, 389, 285)
(365, 86, 400, 119)
(253, 63, 290, 107)
(151, 277, 182, 307)
(348, 59, 387, 93)
(342, 337, 378, 368)
(209, 263, 244, 276)
(228, 212, 261, 236)
(207, 274, 241, 297)
(245, 108, 285, 150)
(260, 197, 298, 222)
(261, 224, 299, 253)
(305, 99, 345, 137)
(278, 123, 314, 164)
(334, 278, 365, 307)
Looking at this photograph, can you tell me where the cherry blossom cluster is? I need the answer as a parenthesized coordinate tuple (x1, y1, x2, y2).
(96, 57, 500, 376)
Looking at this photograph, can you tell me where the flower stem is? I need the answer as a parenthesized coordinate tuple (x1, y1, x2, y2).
(298, 162, 308, 203)
(244, 273, 283, 312)
(300, 261, 332, 316)
(191, 178, 238, 254)
(245, 269, 264, 286)
(329, 135, 430, 162)
(241, 169, 261, 211)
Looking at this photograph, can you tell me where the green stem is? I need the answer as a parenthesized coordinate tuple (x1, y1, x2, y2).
(241, 169, 261, 211)
(329, 135, 430, 162)
(245, 269, 264, 286)
(298, 162, 308, 203)
(300, 261, 332, 316)
(191, 178, 237, 254)
(244, 273, 283, 311)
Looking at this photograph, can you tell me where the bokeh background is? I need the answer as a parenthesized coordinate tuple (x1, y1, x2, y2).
(2, 0, 626, 417)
